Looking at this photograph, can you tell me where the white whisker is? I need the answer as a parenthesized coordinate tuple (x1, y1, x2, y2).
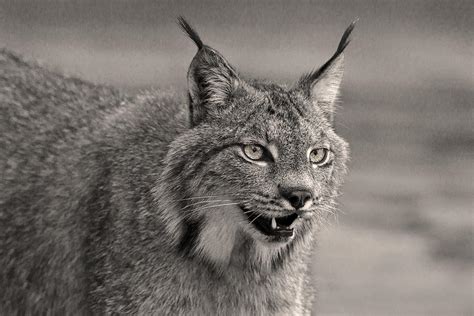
(179, 201, 249, 220)
(169, 194, 246, 202)
(194, 202, 242, 211)
(180, 199, 232, 211)
(248, 213, 262, 225)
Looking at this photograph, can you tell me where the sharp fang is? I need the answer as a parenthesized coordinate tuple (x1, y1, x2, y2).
(271, 217, 277, 229)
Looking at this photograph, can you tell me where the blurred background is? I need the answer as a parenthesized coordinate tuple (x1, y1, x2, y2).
(1, 1, 472, 315)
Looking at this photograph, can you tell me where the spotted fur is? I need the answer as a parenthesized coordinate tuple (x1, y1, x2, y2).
(0, 17, 355, 314)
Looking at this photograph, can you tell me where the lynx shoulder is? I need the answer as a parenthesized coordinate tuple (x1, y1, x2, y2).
(0, 18, 355, 314)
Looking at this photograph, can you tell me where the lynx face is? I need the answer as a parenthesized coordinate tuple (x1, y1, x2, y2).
(176, 83, 349, 249)
(162, 18, 354, 263)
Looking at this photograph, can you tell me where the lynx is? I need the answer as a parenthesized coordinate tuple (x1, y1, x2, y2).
(0, 17, 355, 314)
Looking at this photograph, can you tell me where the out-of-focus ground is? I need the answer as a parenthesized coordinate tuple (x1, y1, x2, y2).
(1, 1, 472, 315)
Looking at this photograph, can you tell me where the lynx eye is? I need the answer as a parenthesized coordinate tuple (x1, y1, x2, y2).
(243, 144, 265, 161)
(309, 148, 330, 165)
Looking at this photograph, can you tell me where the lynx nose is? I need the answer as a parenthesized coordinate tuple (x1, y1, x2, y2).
(280, 189, 313, 210)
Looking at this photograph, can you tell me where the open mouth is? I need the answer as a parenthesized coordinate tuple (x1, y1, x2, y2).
(240, 206, 299, 238)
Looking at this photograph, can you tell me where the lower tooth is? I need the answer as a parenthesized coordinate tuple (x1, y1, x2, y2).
(271, 217, 277, 229)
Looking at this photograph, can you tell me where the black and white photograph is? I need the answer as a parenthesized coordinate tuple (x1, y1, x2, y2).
(0, 1, 472, 315)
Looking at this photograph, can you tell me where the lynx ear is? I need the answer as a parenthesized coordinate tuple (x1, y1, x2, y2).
(297, 20, 357, 122)
(178, 17, 240, 126)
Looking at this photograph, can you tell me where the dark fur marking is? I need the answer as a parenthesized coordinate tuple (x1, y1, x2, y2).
(187, 93, 195, 127)
(178, 216, 203, 256)
(287, 93, 305, 118)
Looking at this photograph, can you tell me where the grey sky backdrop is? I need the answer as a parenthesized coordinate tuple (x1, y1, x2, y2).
(1, 1, 472, 315)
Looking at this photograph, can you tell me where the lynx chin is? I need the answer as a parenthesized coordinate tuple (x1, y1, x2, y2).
(0, 17, 356, 314)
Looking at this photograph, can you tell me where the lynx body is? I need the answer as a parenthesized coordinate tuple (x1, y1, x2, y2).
(0, 19, 355, 315)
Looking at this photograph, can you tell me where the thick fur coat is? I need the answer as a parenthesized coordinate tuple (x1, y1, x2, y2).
(0, 19, 355, 315)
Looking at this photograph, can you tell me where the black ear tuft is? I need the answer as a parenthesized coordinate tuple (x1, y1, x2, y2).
(296, 19, 357, 123)
(335, 18, 358, 56)
(177, 16, 204, 50)
(299, 18, 358, 88)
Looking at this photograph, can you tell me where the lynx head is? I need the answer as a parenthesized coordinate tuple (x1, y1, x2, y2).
(161, 17, 355, 269)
